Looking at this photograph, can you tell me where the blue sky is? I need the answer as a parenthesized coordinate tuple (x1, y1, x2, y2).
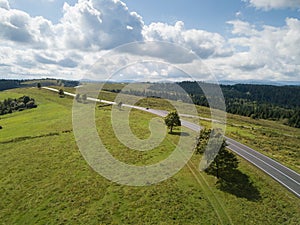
(123, 0, 300, 32)
(10, 0, 300, 32)
(1, 0, 300, 82)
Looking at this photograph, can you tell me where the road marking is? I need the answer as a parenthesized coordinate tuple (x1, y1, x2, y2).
(227, 142, 300, 198)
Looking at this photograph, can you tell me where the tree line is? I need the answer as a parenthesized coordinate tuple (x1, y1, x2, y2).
(0, 96, 37, 115)
(117, 82, 300, 128)
(0, 79, 80, 91)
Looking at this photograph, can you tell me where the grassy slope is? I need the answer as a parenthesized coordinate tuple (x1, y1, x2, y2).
(133, 96, 300, 173)
(0, 87, 299, 224)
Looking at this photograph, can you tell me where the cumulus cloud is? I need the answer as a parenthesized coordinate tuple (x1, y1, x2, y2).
(0, 0, 9, 10)
(0, 6, 55, 48)
(0, 0, 144, 50)
(207, 18, 300, 81)
(34, 51, 79, 68)
(0, 0, 145, 79)
(0, 0, 299, 82)
(143, 21, 233, 59)
(245, 0, 300, 10)
(58, 0, 144, 50)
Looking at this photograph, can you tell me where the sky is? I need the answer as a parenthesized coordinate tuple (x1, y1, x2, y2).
(1, 0, 300, 82)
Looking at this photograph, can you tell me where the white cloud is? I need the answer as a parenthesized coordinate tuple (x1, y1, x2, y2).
(0, 0, 145, 79)
(58, 0, 144, 50)
(0, 0, 299, 82)
(0, 5, 56, 49)
(245, 0, 300, 10)
(226, 20, 258, 36)
(235, 11, 242, 18)
(206, 18, 300, 81)
(143, 21, 233, 59)
(0, 0, 9, 10)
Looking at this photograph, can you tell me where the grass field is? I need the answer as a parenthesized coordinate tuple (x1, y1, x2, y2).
(0, 87, 299, 224)
(129, 93, 300, 173)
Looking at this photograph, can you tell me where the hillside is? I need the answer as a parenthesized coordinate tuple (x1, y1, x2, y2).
(0, 87, 299, 224)
(0, 79, 79, 91)
(114, 82, 300, 128)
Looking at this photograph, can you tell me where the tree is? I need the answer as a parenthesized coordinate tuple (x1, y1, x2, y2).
(196, 128, 212, 154)
(23, 96, 30, 104)
(58, 89, 65, 98)
(26, 100, 37, 109)
(37, 82, 41, 89)
(117, 101, 123, 109)
(75, 94, 81, 102)
(164, 111, 181, 133)
(196, 129, 239, 180)
(81, 94, 87, 103)
(205, 140, 238, 179)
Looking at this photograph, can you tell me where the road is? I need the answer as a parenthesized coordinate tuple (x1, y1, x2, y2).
(43, 87, 300, 198)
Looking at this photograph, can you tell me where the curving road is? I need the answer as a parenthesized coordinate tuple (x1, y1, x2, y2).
(138, 106, 300, 198)
(43, 87, 300, 198)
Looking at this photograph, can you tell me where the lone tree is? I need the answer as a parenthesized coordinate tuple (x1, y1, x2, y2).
(206, 140, 238, 179)
(58, 89, 65, 98)
(75, 94, 81, 102)
(37, 82, 41, 89)
(117, 101, 123, 109)
(196, 129, 239, 179)
(81, 94, 87, 103)
(164, 111, 181, 133)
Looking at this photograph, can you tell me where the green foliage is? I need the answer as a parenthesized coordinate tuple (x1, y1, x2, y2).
(146, 82, 300, 128)
(58, 89, 65, 98)
(117, 101, 123, 108)
(164, 111, 181, 133)
(0, 79, 80, 91)
(196, 129, 239, 179)
(206, 141, 239, 179)
(0, 79, 21, 91)
(195, 128, 211, 154)
(0, 95, 37, 115)
(288, 109, 300, 128)
(37, 82, 41, 89)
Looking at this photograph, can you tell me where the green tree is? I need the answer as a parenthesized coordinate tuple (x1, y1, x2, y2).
(58, 89, 65, 98)
(37, 82, 41, 89)
(205, 140, 238, 179)
(117, 101, 123, 109)
(196, 129, 239, 179)
(164, 111, 181, 133)
(196, 128, 212, 154)
(22, 96, 31, 104)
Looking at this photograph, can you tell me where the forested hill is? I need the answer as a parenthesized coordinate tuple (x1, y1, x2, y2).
(0, 79, 79, 91)
(178, 82, 300, 109)
(147, 82, 300, 128)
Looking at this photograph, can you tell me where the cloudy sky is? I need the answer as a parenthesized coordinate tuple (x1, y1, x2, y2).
(0, 0, 300, 82)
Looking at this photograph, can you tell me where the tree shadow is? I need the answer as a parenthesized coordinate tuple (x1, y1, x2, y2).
(217, 169, 262, 202)
(169, 131, 190, 136)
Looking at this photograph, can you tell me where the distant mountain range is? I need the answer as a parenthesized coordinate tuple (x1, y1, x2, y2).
(80, 78, 300, 86)
(219, 80, 300, 86)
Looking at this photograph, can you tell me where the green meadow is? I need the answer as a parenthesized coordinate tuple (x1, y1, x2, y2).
(0, 87, 299, 224)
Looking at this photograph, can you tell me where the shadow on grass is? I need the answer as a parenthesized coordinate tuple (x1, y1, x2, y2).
(169, 131, 190, 136)
(217, 169, 262, 202)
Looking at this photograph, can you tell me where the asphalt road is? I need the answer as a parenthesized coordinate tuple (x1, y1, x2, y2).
(143, 106, 300, 198)
(43, 87, 300, 198)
